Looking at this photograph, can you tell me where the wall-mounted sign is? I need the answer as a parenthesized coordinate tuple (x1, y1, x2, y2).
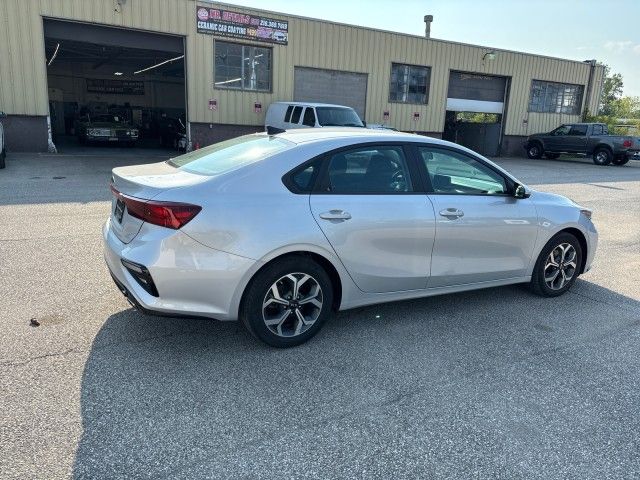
(208, 98, 218, 111)
(196, 7, 289, 45)
(254, 102, 262, 113)
(86, 79, 145, 95)
(413, 112, 420, 121)
(383, 111, 390, 121)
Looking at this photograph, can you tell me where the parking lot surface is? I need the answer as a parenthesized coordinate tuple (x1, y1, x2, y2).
(1, 151, 639, 479)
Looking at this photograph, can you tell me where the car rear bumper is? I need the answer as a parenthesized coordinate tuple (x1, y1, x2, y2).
(627, 150, 640, 160)
(103, 218, 257, 320)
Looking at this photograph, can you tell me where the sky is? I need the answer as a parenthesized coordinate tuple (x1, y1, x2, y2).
(220, 0, 640, 97)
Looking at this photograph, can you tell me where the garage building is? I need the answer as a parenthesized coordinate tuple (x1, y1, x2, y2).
(0, 0, 604, 156)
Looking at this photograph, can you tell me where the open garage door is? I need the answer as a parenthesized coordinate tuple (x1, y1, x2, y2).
(43, 19, 186, 154)
(294, 67, 368, 120)
(444, 71, 508, 156)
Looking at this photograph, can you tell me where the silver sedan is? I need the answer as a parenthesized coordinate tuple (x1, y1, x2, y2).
(104, 129, 598, 347)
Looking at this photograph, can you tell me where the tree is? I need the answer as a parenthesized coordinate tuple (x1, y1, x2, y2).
(600, 64, 624, 116)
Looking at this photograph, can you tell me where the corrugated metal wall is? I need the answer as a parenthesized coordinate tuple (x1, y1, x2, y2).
(0, 0, 605, 137)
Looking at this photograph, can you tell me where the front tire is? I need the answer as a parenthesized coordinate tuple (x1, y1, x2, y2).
(593, 147, 612, 166)
(530, 233, 582, 297)
(240, 256, 334, 348)
(526, 142, 543, 159)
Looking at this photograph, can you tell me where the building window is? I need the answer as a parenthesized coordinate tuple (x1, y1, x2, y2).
(528, 80, 584, 115)
(389, 63, 431, 104)
(214, 41, 272, 91)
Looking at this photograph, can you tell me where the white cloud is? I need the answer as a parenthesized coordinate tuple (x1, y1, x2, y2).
(634, 45, 640, 55)
(604, 40, 634, 52)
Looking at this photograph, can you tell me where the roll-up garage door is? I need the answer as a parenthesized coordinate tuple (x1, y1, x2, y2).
(294, 67, 368, 119)
(446, 71, 507, 114)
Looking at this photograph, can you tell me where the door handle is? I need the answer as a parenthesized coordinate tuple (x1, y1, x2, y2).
(319, 210, 352, 221)
(439, 208, 464, 219)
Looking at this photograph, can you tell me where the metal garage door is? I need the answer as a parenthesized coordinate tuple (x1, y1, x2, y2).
(294, 67, 368, 119)
(446, 71, 507, 113)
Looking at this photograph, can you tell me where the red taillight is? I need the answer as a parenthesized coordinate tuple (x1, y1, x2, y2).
(110, 184, 201, 229)
(623, 139, 632, 148)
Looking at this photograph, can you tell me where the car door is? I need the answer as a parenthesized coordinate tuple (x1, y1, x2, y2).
(567, 124, 589, 152)
(417, 145, 538, 288)
(309, 144, 436, 293)
(545, 124, 571, 151)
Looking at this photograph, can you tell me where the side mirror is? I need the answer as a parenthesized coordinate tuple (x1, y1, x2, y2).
(514, 184, 530, 199)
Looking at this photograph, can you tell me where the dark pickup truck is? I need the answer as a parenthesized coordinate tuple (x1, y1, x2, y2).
(524, 123, 639, 166)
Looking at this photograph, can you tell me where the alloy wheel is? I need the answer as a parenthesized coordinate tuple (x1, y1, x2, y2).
(529, 146, 539, 157)
(595, 151, 608, 164)
(544, 243, 577, 290)
(262, 273, 323, 337)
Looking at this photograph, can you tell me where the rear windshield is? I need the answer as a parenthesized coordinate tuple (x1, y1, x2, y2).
(316, 107, 364, 127)
(168, 135, 294, 175)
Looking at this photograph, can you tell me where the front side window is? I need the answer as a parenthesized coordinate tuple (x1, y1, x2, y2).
(214, 41, 272, 91)
(551, 125, 571, 136)
(419, 147, 506, 195)
(168, 135, 293, 175)
(302, 107, 316, 127)
(326, 146, 412, 194)
(389, 63, 431, 104)
(528, 80, 584, 114)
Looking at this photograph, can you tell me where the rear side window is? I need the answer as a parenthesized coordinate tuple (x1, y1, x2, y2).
(168, 135, 294, 175)
(325, 145, 412, 193)
(284, 105, 293, 122)
(592, 124, 603, 135)
(569, 125, 588, 136)
(302, 107, 316, 127)
(288, 159, 322, 193)
(291, 106, 303, 124)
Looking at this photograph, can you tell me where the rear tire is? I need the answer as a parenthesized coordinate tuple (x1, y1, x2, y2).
(240, 256, 334, 348)
(544, 153, 560, 159)
(530, 232, 582, 297)
(612, 156, 629, 166)
(592, 147, 612, 166)
(526, 142, 543, 159)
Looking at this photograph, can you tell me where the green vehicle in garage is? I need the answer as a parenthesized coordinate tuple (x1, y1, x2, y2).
(76, 114, 139, 146)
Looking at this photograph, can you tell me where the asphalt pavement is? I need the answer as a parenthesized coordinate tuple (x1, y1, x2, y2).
(1, 150, 639, 479)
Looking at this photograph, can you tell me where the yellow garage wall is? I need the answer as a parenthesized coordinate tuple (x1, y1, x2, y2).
(0, 0, 605, 136)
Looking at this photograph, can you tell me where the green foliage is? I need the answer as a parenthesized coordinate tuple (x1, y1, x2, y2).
(597, 64, 640, 121)
(584, 110, 640, 136)
(455, 112, 500, 123)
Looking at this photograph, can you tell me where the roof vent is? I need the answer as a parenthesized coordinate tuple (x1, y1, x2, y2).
(424, 15, 433, 38)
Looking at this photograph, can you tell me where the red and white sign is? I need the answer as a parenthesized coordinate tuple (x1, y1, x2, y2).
(197, 8, 209, 21)
(254, 102, 262, 113)
(383, 111, 390, 121)
(208, 98, 217, 111)
(413, 112, 420, 121)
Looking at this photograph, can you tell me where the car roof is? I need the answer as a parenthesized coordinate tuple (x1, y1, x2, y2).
(270, 102, 355, 109)
(260, 127, 455, 147)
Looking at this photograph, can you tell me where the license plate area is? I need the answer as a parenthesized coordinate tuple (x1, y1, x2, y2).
(114, 198, 125, 223)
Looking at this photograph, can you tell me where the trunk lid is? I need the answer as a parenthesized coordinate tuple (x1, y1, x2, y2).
(109, 161, 207, 243)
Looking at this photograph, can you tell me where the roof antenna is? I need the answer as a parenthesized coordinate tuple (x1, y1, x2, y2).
(266, 126, 286, 135)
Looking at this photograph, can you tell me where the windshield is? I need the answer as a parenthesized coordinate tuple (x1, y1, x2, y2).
(316, 107, 364, 127)
(168, 135, 295, 175)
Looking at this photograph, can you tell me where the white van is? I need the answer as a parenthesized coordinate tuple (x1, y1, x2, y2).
(265, 102, 364, 131)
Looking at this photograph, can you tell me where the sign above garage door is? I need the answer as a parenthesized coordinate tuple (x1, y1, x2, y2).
(446, 71, 507, 114)
(196, 6, 289, 45)
(294, 67, 368, 119)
